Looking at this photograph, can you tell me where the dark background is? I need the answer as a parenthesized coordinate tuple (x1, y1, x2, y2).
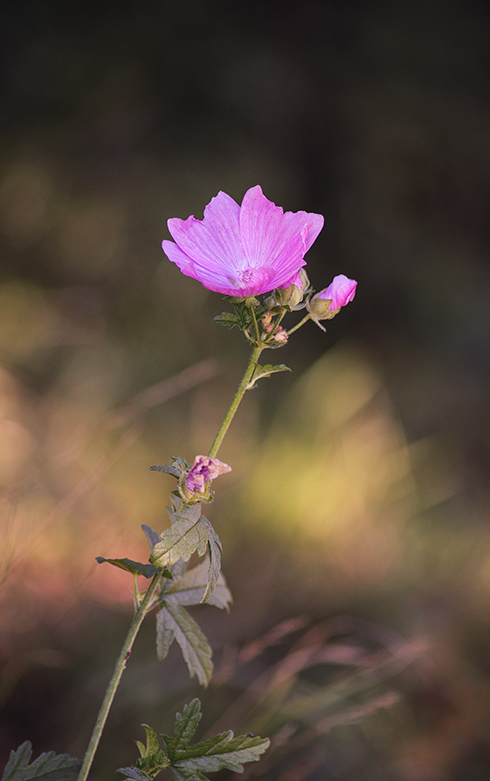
(1, 1, 490, 779)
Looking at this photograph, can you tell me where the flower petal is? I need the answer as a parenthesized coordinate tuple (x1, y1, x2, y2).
(167, 191, 243, 274)
(239, 186, 324, 289)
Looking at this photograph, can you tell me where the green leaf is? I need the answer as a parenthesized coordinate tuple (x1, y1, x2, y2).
(164, 699, 202, 755)
(165, 557, 232, 610)
(141, 525, 161, 550)
(248, 363, 291, 389)
(166, 700, 269, 781)
(155, 606, 175, 661)
(149, 506, 223, 602)
(200, 519, 221, 604)
(156, 602, 213, 686)
(120, 701, 269, 781)
(1, 743, 81, 781)
(117, 768, 153, 781)
(95, 557, 171, 580)
(149, 504, 207, 568)
(213, 313, 241, 330)
(150, 464, 181, 478)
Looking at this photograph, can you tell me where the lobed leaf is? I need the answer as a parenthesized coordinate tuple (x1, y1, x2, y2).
(117, 768, 153, 781)
(119, 700, 269, 781)
(141, 525, 161, 550)
(156, 603, 213, 686)
(1, 743, 80, 781)
(213, 313, 242, 330)
(150, 506, 223, 601)
(200, 517, 221, 603)
(150, 504, 208, 569)
(165, 557, 232, 610)
(95, 557, 170, 580)
(150, 464, 181, 478)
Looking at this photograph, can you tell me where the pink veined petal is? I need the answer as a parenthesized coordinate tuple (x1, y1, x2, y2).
(167, 191, 243, 274)
(239, 186, 324, 287)
(162, 185, 324, 296)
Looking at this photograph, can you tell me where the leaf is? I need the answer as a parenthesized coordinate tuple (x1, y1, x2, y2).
(165, 557, 232, 610)
(1, 743, 80, 781)
(95, 557, 171, 580)
(149, 504, 208, 569)
(165, 699, 202, 755)
(141, 525, 161, 550)
(157, 602, 213, 686)
(200, 518, 221, 604)
(117, 769, 152, 781)
(119, 701, 269, 781)
(155, 607, 175, 661)
(213, 313, 241, 330)
(150, 464, 181, 478)
(165, 700, 270, 781)
(248, 363, 291, 389)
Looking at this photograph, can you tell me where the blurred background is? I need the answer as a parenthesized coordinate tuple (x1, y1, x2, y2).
(1, 0, 490, 778)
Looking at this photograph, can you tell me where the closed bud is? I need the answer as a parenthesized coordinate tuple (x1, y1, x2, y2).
(273, 269, 310, 309)
(308, 275, 357, 320)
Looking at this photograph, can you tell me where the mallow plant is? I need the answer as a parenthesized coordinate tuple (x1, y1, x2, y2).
(1, 185, 356, 781)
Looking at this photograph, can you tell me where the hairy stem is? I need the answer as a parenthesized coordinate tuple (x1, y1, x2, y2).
(77, 572, 163, 781)
(287, 313, 311, 336)
(208, 345, 263, 459)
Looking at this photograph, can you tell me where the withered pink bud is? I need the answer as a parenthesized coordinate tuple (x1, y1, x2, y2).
(185, 455, 232, 494)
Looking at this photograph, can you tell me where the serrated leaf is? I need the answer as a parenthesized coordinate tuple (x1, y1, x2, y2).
(122, 701, 269, 781)
(150, 504, 209, 569)
(213, 313, 241, 330)
(95, 557, 170, 580)
(164, 699, 202, 756)
(1, 743, 81, 781)
(117, 768, 153, 781)
(141, 725, 161, 758)
(200, 518, 221, 604)
(150, 464, 181, 478)
(158, 603, 213, 686)
(142, 525, 161, 550)
(155, 607, 175, 661)
(163, 700, 269, 781)
(248, 363, 291, 389)
(166, 557, 232, 610)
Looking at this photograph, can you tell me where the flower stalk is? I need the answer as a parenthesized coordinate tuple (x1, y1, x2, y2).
(77, 571, 163, 781)
(208, 344, 263, 459)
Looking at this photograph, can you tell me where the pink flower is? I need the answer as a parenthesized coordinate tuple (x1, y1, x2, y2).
(162, 185, 324, 297)
(185, 455, 232, 494)
(316, 274, 357, 311)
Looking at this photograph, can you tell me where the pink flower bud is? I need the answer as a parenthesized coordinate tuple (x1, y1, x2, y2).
(185, 455, 232, 494)
(308, 275, 357, 320)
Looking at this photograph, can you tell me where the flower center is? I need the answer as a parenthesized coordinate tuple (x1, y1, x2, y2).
(239, 268, 255, 285)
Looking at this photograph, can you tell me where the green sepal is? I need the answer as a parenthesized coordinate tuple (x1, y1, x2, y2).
(1, 742, 81, 781)
(248, 363, 291, 389)
(95, 557, 172, 581)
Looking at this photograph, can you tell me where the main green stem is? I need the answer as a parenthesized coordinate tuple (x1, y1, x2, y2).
(78, 337, 263, 780)
(77, 572, 163, 781)
(208, 345, 263, 459)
